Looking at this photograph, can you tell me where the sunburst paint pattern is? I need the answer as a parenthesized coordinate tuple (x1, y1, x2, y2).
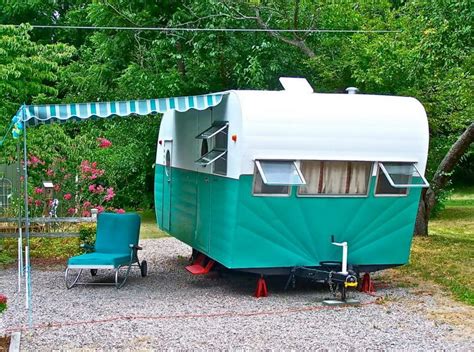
(155, 166, 421, 270)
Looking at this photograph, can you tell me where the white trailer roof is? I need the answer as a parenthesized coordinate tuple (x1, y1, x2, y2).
(232, 90, 429, 174)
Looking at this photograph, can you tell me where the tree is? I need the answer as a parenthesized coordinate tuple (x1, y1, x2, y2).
(415, 123, 474, 235)
(0, 24, 74, 159)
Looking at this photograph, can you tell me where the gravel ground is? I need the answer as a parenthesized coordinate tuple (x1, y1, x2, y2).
(0, 237, 472, 350)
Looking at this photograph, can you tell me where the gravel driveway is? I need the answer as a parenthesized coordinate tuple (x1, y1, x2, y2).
(0, 238, 472, 350)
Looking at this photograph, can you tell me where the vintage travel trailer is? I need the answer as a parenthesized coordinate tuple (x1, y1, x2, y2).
(154, 78, 429, 277)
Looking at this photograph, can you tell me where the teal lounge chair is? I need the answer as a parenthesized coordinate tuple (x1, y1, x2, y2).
(65, 212, 147, 289)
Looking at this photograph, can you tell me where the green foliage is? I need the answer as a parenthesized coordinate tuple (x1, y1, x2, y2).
(0, 25, 74, 119)
(78, 223, 96, 251)
(0, 0, 472, 212)
(0, 249, 14, 266)
(1, 236, 81, 259)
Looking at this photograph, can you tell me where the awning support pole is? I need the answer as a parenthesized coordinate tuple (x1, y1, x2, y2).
(16, 139, 23, 293)
(21, 104, 32, 327)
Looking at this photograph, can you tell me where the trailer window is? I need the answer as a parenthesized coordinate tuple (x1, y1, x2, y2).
(375, 162, 429, 196)
(213, 125, 228, 175)
(195, 121, 228, 175)
(252, 160, 305, 197)
(200, 139, 209, 157)
(256, 161, 305, 186)
(298, 161, 372, 196)
(253, 166, 290, 196)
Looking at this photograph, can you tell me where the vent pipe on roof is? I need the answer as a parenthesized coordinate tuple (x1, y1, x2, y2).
(345, 87, 359, 94)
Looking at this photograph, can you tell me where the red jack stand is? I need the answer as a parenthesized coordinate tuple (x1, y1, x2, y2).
(255, 275, 268, 298)
(360, 273, 375, 293)
(185, 253, 215, 275)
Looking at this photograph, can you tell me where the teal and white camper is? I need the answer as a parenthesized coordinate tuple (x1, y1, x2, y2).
(154, 78, 429, 278)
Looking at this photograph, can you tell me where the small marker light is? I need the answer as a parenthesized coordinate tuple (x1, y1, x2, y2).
(159, 140, 163, 145)
(231, 134, 237, 142)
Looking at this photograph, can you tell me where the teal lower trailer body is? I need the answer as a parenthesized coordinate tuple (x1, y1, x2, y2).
(154, 165, 421, 273)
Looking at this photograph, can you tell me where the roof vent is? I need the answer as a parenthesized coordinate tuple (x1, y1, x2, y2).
(279, 77, 314, 94)
(345, 87, 359, 95)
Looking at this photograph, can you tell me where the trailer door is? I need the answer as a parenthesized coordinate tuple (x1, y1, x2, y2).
(196, 172, 211, 252)
(162, 141, 172, 232)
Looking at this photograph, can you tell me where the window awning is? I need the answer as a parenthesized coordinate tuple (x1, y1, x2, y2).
(196, 122, 229, 139)
(13, 93, 227, 127)
(379, 162, 429, 188)
(256, 160, 306, 186)
(195, 149, 227, 166)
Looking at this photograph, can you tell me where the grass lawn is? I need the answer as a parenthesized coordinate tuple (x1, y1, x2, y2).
(394, 186, 474, 305)
(137, 209, 168, 239)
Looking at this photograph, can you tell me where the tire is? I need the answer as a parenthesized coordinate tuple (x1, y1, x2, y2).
(90, 269, 98, 276)
(140, 260, 148, 277)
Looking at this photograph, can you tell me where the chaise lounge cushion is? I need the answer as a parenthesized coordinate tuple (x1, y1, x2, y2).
(68, 252, 131, 267)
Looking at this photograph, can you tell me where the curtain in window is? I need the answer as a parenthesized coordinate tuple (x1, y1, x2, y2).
(298, 161, 322, 195)
(348, 162, 371, 194)
(299, 161, 372, 195)
(322, 161, 347, 194)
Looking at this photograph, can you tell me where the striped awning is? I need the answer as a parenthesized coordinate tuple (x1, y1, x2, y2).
(14, 93, 227, 127)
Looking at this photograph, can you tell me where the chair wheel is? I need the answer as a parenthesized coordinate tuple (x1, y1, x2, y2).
(90, 269, 98, 276)
(140, 260, 148, 277)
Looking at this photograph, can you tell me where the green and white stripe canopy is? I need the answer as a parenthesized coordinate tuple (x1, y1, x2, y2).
(14, 93, 226, 127)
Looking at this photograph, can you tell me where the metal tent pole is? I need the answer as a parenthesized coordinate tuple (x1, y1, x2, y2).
(16, 139, 23, 293)
(21, 105, 32, 326)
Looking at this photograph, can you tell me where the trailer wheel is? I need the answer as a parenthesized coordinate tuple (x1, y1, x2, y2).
(140, 260, 148, 277)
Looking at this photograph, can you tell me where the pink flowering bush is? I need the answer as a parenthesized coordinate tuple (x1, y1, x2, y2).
(26, 139, 125, 217)
(97, 137, 112, 149)
(0, 294, 7, 313)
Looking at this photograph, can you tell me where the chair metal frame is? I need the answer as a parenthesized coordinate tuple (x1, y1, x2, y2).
(65, 243, 147, 289)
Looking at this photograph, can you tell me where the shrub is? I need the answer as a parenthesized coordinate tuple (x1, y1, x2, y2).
(0, 294, 7, 313)
(79, 223, 96, 252)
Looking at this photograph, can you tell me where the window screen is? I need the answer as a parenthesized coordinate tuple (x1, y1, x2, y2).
(253, 166, 290, 196)
(298, 161, 372, 196)
(375, 162, 429, 195)
(255, 161, 305, 186)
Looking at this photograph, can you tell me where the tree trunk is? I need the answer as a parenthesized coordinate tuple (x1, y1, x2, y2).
(414, 122, 474, 235)
(414, 189, 428, 235)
